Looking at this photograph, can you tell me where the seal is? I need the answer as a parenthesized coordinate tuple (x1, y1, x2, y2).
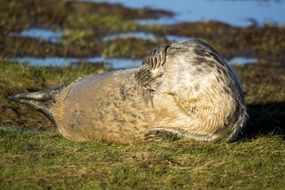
(10, 39, 247, 143)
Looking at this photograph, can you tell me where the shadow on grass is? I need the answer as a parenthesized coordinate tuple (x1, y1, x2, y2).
(240, 102, 285, 139)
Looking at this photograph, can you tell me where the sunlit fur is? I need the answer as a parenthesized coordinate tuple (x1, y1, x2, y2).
(11, 39, 247, 143)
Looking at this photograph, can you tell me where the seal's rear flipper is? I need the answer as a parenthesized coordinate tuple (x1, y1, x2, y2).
(9, 84, 67, 124)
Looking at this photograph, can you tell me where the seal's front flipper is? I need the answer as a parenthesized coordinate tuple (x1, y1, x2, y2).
(144, 128, 184, 142)
(8, 84, 67, 124)
(135, 44, 170, 106)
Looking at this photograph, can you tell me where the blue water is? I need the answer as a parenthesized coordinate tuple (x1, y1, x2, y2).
(97, 0, 285, 26)
(10, 1, 265, 68)
(166, 35, 192, 42)
(9, 57, 141, 69)
(102, 32, 191, 42)
(102, 32, 156, 42)
(13, 29, 192, 44)
(227, 57, 257, 65)
(9, 55, 256, 69)
(12, 28, 63, 43)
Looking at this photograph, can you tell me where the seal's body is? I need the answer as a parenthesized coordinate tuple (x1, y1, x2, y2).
(52, 70, 154, 143)
(10, 39, 247, 143)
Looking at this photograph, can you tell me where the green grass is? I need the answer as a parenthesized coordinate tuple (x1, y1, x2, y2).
(0, 60, 108, 131)
(1, 128, 284, 190)
(0, 0, 285, 189)
(0, 59, 284, 190)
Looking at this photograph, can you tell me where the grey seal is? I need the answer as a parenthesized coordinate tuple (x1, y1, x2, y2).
(10, 39, 247, 143)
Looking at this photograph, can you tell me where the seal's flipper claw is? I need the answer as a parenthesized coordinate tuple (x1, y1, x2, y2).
(142, 44, 170, 69)
(135, 44, 171, 105)
(144, 128, 183, 142)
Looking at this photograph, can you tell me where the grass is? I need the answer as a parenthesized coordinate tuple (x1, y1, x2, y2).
(102, 38, 165, 59)
(0, 61, 284, 189)
(2, 0, 285, 60)
(1, 129, 284, 189)
(0, 0, 285, 189)
(0, 60, 107, 131)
